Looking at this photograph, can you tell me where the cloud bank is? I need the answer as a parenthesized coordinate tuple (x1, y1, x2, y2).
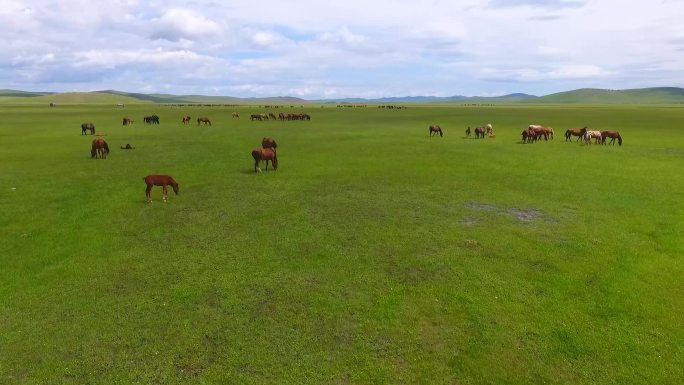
(1, 0, 682, 98)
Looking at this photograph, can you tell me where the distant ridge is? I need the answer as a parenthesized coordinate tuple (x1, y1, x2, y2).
(0, 87, 682, 104)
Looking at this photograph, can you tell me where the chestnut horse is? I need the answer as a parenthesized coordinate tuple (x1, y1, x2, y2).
(528, 125, 554, 140)
(91, 138, 109, 159)
(252, 148, 278, 173)
(429, 125, 443, 137)
(81, 123, 95, 135)
(182, 116, 191, 125)
(262, 137, 277, 151)
(143, 175, 179, 202)
(122, 117, 134, 126)
(197, 117, 211, 126)
(565, 127, 586, 142)
(601, 131, 622, 146)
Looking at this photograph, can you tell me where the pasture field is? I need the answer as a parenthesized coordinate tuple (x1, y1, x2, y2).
(0, 103, 682, 384)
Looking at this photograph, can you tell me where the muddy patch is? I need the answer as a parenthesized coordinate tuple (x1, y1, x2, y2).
(464, 201, 553, 224)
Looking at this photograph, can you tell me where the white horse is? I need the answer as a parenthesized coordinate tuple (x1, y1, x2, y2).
(584, 130, 602, 144)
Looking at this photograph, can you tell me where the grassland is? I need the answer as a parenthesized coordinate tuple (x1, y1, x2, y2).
(0, 103, 682, 384)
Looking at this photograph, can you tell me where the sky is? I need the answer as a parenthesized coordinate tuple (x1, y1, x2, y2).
(1, 0, 683, 99)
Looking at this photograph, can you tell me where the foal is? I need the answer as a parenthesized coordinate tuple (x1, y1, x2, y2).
(143, 175, 179, 202)
(251, 148, 278, 173)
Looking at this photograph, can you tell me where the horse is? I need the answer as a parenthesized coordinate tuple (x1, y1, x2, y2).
(251, 148, 278, 173)
(81, 123, 95, 135)
(474, 126, 486, 138)
(565, 127, 586, 142)
(584, 130, 602, 145)
(197, 117, 211, 126)
(485, 123, 494, 136)
(601, 131, 622, 146)
(120, 143, 135, 149)
(182, 116, 191, 125)
(232, 112, 240, 119)
(429, 125, 443, 137)
(465, 126, 471, 137)
(261, 137, 277, 151)
(122, 117, 133, 126)
(144, 115, 159, 124)
(143, 175, 179, 203)
(91, 138, 109, 159)
(528, 125, 553, 140)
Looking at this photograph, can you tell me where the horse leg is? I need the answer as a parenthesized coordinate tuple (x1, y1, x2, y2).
(163, 185, 168, 202)
(146, 185, 152, 202)
(255, 159, 262, 173)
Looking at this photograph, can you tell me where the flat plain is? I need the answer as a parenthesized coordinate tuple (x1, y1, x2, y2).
(0, 103, 682, 384)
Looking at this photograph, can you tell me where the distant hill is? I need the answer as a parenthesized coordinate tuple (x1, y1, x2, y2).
(529, 87, 684, 104)
(0, 87, 682, 104)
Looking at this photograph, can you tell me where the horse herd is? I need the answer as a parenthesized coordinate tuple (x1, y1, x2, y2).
(81, 116, 280, 201)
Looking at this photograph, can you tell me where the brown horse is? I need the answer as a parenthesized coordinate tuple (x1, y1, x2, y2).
(429, 125, 443, 137)
(182, 116, 191, 125)
(232, 112, 240, 119)
(122, 117, 134, 126)
(91, 138, 109, 159)
(143, 175, 179, 202)
(81, 123, 95, 135)
(465, 126, 471, 137)
(252, 148, 278, 173)
(601, 131, 622, 146)
(564, 127, 586, 142)
(474, 126, 486, 138)
(197, 117, 211, 126)
(261, 137, 277, 151)
(120, 143, 135, 149)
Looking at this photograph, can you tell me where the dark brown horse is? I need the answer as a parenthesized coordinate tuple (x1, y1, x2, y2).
(122, 117, 134, 126)
(261, 137, 277, 151)
(197, 117, 211, 126)
(120, 143, 135, 149)
(465, 126, 471, 137)
(252, 148, 278, 173)
(474, 126, 486, 138)
(81, 123, 95, 135)
(182, 116, 191, 125)
(429, 125, 443, 137)
(564, 127, 586, 142)
(91, 138, 109, 159)
(601, 130, 622, 146)
(143, 175, 179, 202)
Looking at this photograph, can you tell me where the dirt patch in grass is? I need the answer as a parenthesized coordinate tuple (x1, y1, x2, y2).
(464, 201, 553, 224)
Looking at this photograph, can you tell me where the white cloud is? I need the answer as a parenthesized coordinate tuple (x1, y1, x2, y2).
(0, 0, 683, 97)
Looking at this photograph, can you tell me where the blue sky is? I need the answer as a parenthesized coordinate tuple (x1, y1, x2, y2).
(1, 0, 682, 98)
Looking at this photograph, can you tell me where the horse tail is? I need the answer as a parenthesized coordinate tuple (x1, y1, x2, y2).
(618, 134, 622, 146)
(103, 141, 110, 154)
(91, 144, 96, 158)
(439, 129, 443, 137)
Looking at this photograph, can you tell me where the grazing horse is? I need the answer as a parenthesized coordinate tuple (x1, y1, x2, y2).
(584, 130, 602, 144)
(81, 123, 95, 135)
(144, 115, 160, 124)
(182, 116, 191, 125)
(474, 126, 486, 139)
(120, 143, 135, 149)
(601, 131, 622, 146)
(143, 175, 179, 203)
(197, 117, 211, 126)
(232, 112, 240, 119)
(465, 126, 471, 137)
(565, 127, 586, 142)
(251, 148, 278, 173)
(261, 137, 277, 151)
(429, 125, 443, 137)
(122, 117, 133, 126)
(91, 138, 109, 159)
(529, 125, 553, 140)
(485, 123, 494, 136)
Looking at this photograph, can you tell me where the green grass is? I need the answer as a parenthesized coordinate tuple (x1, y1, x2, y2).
(0, 104, 682, 384)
